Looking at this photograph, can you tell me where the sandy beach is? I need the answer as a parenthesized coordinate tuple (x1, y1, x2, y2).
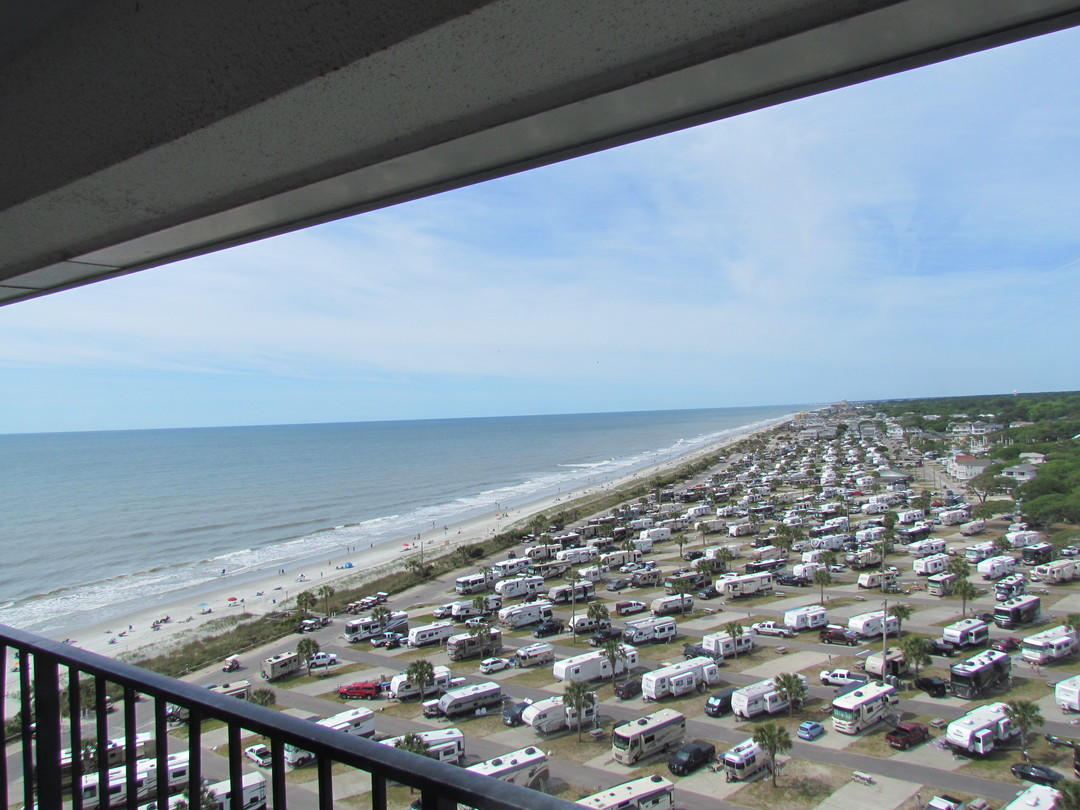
(59, 416, 791, 662)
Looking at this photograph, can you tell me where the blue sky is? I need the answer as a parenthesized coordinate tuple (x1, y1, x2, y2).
(3, 27, 1079, 433)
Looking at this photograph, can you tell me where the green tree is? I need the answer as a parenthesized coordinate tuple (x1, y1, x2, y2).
(724, 621, 744, 656)
(774, 673, 806, 716)
(813, 567, 832, 603)
(587, 601, 610, 627)
(564, 681, 596, 741)
(295, 590, 317, 616)
(955, 579, 978, 618)
(296, 637, 320, 674)
(669, 577, 695, 614)
(888, 604, 913, 637)
(471, 595, 489, 615)
(1056, 781, 1080, 810)
(250, 687, 275, 707)
(898, 636, 931, 678)
(1065, 613, 1080, 633)
(172, 786, 218, 809)
(969, 465, 1009, 504)
(370, 604, 391, 628)
(677, 532, 686, 558)
(601, 639, 628, 684)
(712, 547, 735, 573)
(1004, 700, 1044, 760)
(394, 733, 431, 791)
(752, 721, 792, 788)
(405, 659, 435, 700)
(317, 584, 335, 616)
(947, 555, 970, 580)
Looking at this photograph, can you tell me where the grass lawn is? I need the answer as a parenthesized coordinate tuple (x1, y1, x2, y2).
(536, 727, 616, 763)
(167, 716, 226, 738)
(721, 650, 773, 673)
(729, 757, 849, 810)
(1002, 675, 1055, 703)
(286, 759, 364, 785)
(510, 666, 561, 688)
(841, 711, 940, 760)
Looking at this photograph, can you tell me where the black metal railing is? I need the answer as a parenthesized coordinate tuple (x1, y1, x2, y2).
(1, 624, 579, 810)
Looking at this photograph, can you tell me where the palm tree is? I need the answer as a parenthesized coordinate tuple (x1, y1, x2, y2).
(370, 604, 391, 627)
(723, 621, 745, 657)
(677, 532, 686, 558)
(587, 601, 610, 629)
(888, 604, 913, 637)
(993, 534, 1011, 554)
(955, 579, 978, 618)
(813, 567, 832, 603)
(395, 733, 431, 792)
(819, 551, 838, 569)
(670, 578, 695, 615)
(774, 673, 806, 716)
(752, 721, 792, 788)
(713, 547, 735, 573)
(898, 636, 931, 677)
(1004, 700, 1044, 761)
(295, 590, 317, 616)
(405, 659, 435, 700)
(250, 687, 275, 707)
(317, 584, 335, 616)
(472, 594, 490, 615)
(601, 639, 628, 684)
(564, 681, 595, 741)
(1064, 613, 1080, 633)
(947, 555, 970, 580)
(296, 637, 320, 674)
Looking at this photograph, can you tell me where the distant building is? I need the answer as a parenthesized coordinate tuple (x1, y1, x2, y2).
(1002, 463, 1038, 483)
(947, 455, 993, 481)
(1018, 452, 1047, 464)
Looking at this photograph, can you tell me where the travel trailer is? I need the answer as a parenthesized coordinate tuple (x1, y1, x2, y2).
(664, 571, 708, 594)
(651, 594, 693, 616)
(76, 752, 190, 810)
(913, 553, 949, 576)
(1033, 559, 1079, 584)
(1021, 625, 1078, 665)
(611, 710, 686, 765)
(856, 569, 899, 590)
(548, 582, 595, 605)
(960, 520, 986, 536)
(1055, 673, 1080, 712)
(623, 616, 677, 645)
(945, 702, 1019, 755)
(284, 707, 375, 766)
(600, 549, 642, 568)
(640, 657, 721, 700)
(942, 618, 989, 649)
(532, 560, 571, 579)
(699, 629, 755, 658)
(388, 665, 453, 700)
(831, 682, 898, 734)
(978, 555, 1017, 581)
(446, 628, 502, 661)
(466, 747, 549, 790)
(721, 738, 770, 782)
(431, 681, 504, 719)
(495, 575, 545, 599)
(783, 605, 827, 631)
(865, 648, 908, 678)
(522, 695, 598, 734)
(514, 642, 556, 668)
(845, 546, 882, 570)
(553, 646, 638, 682)
(380, 728, 465, 764)
(498, 600, 554, 628)
(261, 652, 302, 681)
(407, 622, 456, 647)
(60, 733, 154, 789)
(569, 612, 612, 635)
(847, 611, 899, 639)
(731, 676, 808, 719)
(714, 571, 773, 598)
(491, 557, 532, 579)
(907, 538, 946, 558)
(577, 776, 675, 810)
(455, 570, 496, 594)
(526, 543, 562, 563)
(1006, 530, 1042, 549)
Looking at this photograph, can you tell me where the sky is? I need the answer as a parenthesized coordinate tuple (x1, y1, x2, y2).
(2, 27, 1079, 433)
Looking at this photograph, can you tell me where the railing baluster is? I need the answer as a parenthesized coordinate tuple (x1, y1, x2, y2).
(228, 722, 243, 810)
(124, 685, 137, 809)
(155, 697, 169, 810)
(33, 652, 62, 809)
(317, 753, 333, 810)
(422, 785, 455, 810)
(0, 645, 7, 810)
(69, 667, 84, 810)
(20, 649, 34, 810)
(95, 676, 109, 810)
(188, 710, 202, 808)
(370, 771, 387, 810)
(271, 737, 287, 810)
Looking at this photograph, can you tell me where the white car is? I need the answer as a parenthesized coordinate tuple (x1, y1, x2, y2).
(479, 657, 511, 675)
(750, 621, 794, 638)
(244, 744, 271, 767)
(308, 652, 338, 668)
(465, 617, 490, 628)
(819, 668, 869, 687)
(432, 603, 456, 619)
(620, 562, 643, 574)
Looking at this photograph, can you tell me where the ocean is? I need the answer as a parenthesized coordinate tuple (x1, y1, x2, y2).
(0, 405, 799, 635)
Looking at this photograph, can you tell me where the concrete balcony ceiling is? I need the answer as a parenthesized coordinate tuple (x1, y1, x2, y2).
(2, 0, 1079, 305)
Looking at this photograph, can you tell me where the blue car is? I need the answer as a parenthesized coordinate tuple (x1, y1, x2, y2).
(797, 721, 824, 741)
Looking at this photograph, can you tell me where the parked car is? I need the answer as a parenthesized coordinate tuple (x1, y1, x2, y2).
(914, 677, 948, 698)
(371, 632, 404, 649)
(338, 681, 382, 700)
(819, 669, 869, 687)
(668, 740, 716, 776)
(479, 657, 511, 675)
(974, 611, 994, 624)
(828, 564, 846, 573)
(605, 578, 630, 592)
(244, 744, 272, 767)
(991, 636, 1022, 653)
(615, 600, 647, 616)
(502, 699, 532, 727)
(776, 574, 809, 587)
(589, 626, 624, 646)
(696, 586, 719, 600)
(620, 562, 643, 574)
(797, 721, 825, 741)
(432, 603, 456, 619)
(1061, 545, 1080, 557)
(533, 619, 564, 638)
(885, 722, 929, 750)
(704, 687, 736, 717)
(819, 625, 860, 646)
(613, 677, 642, 700)
(928, 639, 957, 657)
(682, 550, 704, 562)
(308, 651, 338, 668)
(1010, 763, 1063, 786)
(751, 621, 795, 638)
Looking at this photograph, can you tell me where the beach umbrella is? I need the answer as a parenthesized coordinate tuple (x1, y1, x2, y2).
(226, 596, 238, 602)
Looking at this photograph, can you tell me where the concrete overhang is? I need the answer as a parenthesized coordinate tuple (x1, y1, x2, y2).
(2, 0, 1079, 305)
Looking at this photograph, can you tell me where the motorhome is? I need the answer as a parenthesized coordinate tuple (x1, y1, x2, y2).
(451, 595, 501, 621)
(945, 702, 1019, 755)
(548, 582, 595, 605)
(466, 747, 549, 790)
(569, 613, 612, 635)
(664, 571, 708, 594)
(721, 738, 770, 782)
(261, 652, 302, 681)
(914, 553, 949, 576)
(731, 676, 808, 719)
(641, 657, 721, 700)
(1021, 625, 1078, 665)
(576, 775, 675, 810)
(555, 547, 597, 565)
(553, 531, 583, 547)
(1006, 530, 1042, 549)
(783, 605, 827, 631)
(942, 618, 990, 649)
(831, 681, 898, 734)
(960, 520, 987, 536)
(964, 542, 996, 564)
(600, 549, 642, 568)
(61, 733, 154, 788)
(714, 571, 773, 598)
(388, 665, 453, 700)
(491, 557, 532, 579)
(623, 616, 677, 645)
(845, 546, 882, 570)
(1033, 559, 1079, 584)
(455, 570, 496, 594)
(927, 572, 957, 596)
(446, 628, 502, 661)
(1022, 543, 1054, 566)
(1055, 673, 1080, 712)
(700, 629, 756, 658)
(513, 642, 555, 668)
(380, 728, 465, 764)
(994, 573, 1026, 602)
(553, 645, 638, 682)
(77, 752, 190, 810)
(498, 600, 554, 628)
(526, 544, 563, 563)
(522, 695, 598, 734)
(650, 594, 693, 616)
(907, 538, 946, 558)
(495, 575, 545, 599)
(994, 594, 1041, 629)
(283, 706, 377, 765)
(1000, 786, 1064, 810)
(950, 649, 1011, 699)
(342, 610, 409, 642)
(611, 710, 686, 765)
(865, 648, 909, 678)
(978, 555, 1017, 581)
(432, 681, 504, 719)
(407, 622, 456, 647)
(847, 611, 899, 639)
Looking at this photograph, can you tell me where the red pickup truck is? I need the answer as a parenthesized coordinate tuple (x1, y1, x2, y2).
(885, 722, 929, 750)
(338, 681, 381, 700)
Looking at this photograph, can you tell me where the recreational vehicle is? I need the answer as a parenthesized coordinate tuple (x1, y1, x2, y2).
(721, 739, 770, 782)
(950, 649, 1011, 699)
(865, 648, 908, 678)
(498, 600, 554, 628)
(1006, 530, 1042, 549)
(945, 702, 1019, 755)
(993, 594, 1041, 629)
(907, 538, 945, 558)
(556, 547, 598, 565)
(526, 544, 563, 563)
(576, 776, 675, 810)
(388, 665, 453, 700)
(261, 652, 302, 681)
(641, 657, 721, 700)
(623, 616, 677, 645)
(1055, 673, 1080, 712)
(978, 555, 1017, 581)
(77, 752, 190, 810)
(569, 613, 612, 635)
(994, 573, 1026, 602)
(847, 611, 899, 639)
(914, 553, 949, 576)
(407, 622, 456, 647)
(342, 610, 409, 642)
(831, 682, 898, 734)
(548, 582, 595, 605)
(650, 594, 693, 616)
(1033, 559, 1079, 584)
(491, 557, 532, 579)
(942, 618, 989, 649)
(699, 629, 755, 658)
(960, 520, 986, 536)
(455, 570, 496, 594)
(845, 546, 882, 570)
(783, 605, 827, 631)
(664, 571, 708, 594)
(283, 707, 376, 765)
(495, 575, 545, 599)
(61, 733, 154, 788)
(514, 642, 556, 668)
(380, 728, 465, 764)
(553, 646, 639, 682)
(1021, 625, 1078, 664)
(964, 542, 996, 564)
(1022, 543, 1054, 566)
(446, 629, 502, 661)
(926, 572, 957, 596)
(431, 681, 504, 719)
(714, 571, 773, 598)
(611, 710, 686, 765)
(856, 569, 899, 590)
(600, 549, 642, 568)
(731, 676, 807, 719)
(522, 695, 598, 734)
(467, 747, 549, 790)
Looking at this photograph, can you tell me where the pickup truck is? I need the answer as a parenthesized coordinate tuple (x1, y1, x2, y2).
(885, 722, 929, 750)
(819, 669, 869, 687)
(750, 621, 795, 638)
(309, 652, 339, 668)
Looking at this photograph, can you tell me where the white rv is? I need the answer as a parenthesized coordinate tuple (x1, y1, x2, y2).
(700, 629, 755, 658)
(898, 509, 925, 524)
(600, 549, 642, 568)
(1033, 559, 1078, 584)
(497, 600, 554, 628)
(641, 527, 672, 542)
(451, 595, 501, 621)
(960, 520, 987, 536)
(913, 553, 949, 576)
(446, 629, 502, 661)
(553, 645, 639, 682)
(569, 613, 612, 635)
(433, 681, 504, 719)
(907, 538, 946, 558)
(1006, 530, 1042, 549)
(994, 594, 1042, 629)
(714, 571, 773, 598)
(847, 611, 899, 639)
(1000, 786, 1063, 810)
(526, 543, 562, 563)
(522, 695, 598, 734)
(857, 568, 899, 590)
(926, 571, 957, 596)
(388, 665, 453, 700)
(783, 605, 827, 631)
(845, 546, 882, 570)
(792, 562, 824, 581)
(455, 570, 496, 594)
(407, 622, 456, 647)
(938, 508, 969, 526)
(261, 652, 302, 681)
(491, 557, 532, 579)
(576, 775, 675, 810)
(945, 702, 1019, 755)
(467, 747, 549, 790)
(495, 575, 545, 599)
(514, 642, 556, 668)
(532, 560, 572, 580)
(942, 618, 989, 649)
(342, 610, 409, 642)
(1021, 625, 1078, 664)
(650, 594, 693, 616)
(728, 523, 757, 538)
(611, 710, 686, 765)
(284, 708, 375, 765)
(831, 681, 898, 734)
(721, 738, 770, 782)
(555, 547, 597, 565)
(865, 647, 908, 678)
(381, 728, 465, 764)
(994, 573, 1026, 602)
(731, 675, 808, 719)
(964, 541, 996, 564)
(978, 555, 1017, 581)
(641, 657, 721, 700)
(548, 582, 595, 605)
(1055, 673, 1080, 712)
(855, 526, 885, 544)
(623, 616, 677, 645)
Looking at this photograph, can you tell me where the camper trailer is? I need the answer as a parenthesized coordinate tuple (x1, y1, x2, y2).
(1032, 559, 1079, 584)
(533, 560, 572, 579)
(548, 582, 595, 605)
(783, 605, 827, 632)
(491, 557, 532, 579)
(938, 509, 969, 526)
(856, 569, 899, 590)
(960, 520, 987, 536)
(576, 776, 675, 810)
(1006, 531, 1042, 549)
(847, 611, 899, 639)
(714, 571, 773, 598)
(845, 546, 882, 570)
(526, 544, 562, 563)
(640, 657, 721, 701)
(514, 642, 556, 668)
(993, 594, 1041, 629)
(380, 728, 465, 764)
(611, 710, 686, 765)
(945, 702, 1019, 755)
(498, 600, 554, 629)
(664, 571, 708, 594)
(261, 652, 302, 681)
(907, 538, 946, 558)
(950, 649, 1011, 699)
(446, 629, 502, 661)
(283, 707, 375, 766)
(343, 610, 409, 642)
(942, 618, 989, 649)
(623, 616, 677, 645)
(60, 733, 154, 789)
(455, 570, 497, 594)
(831, 681, 898, 734)
(431, 681, 504, 719)
(569, 612, 612, 635)
(553, 646, 638, 682)
(865, 648, 908, 678)
(495, 575, 545, 599)
(600, 549, 642, 568)
(650, 594, 693, 616)
(466, 747, 549, 790)
(731, 676, 808, 719)
(1055, 674, 1080, 712)
(407, 622, 456, 647)
(978, 555, 1017, 581)
(522, 695, 598, 734)
(699, 629, 755, 658)
(913, 553, 949, 576)
(388, 665, 453, 700)
(1021, 625, 1078, 665)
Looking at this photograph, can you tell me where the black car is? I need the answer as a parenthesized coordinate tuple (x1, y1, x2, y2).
(668, 740, 716, 776)
(704, 687, 736, 717)
(1010, 763, 1063, 786)
(776, 574, 809, 587)
(502, 699, 532, 727)
(696, 586, 719, 600)
(589, 626, 624, 646)
(533, 619, 564, 638)
(929, 639, 957, 657)
(914, 676, 948, 698)
(613, 677, 642, 700)
(974, 612, 994, 624)
(683, 550, 704, 561)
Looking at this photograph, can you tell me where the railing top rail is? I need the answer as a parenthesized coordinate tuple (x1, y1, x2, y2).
(1, 623, 579, 810)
